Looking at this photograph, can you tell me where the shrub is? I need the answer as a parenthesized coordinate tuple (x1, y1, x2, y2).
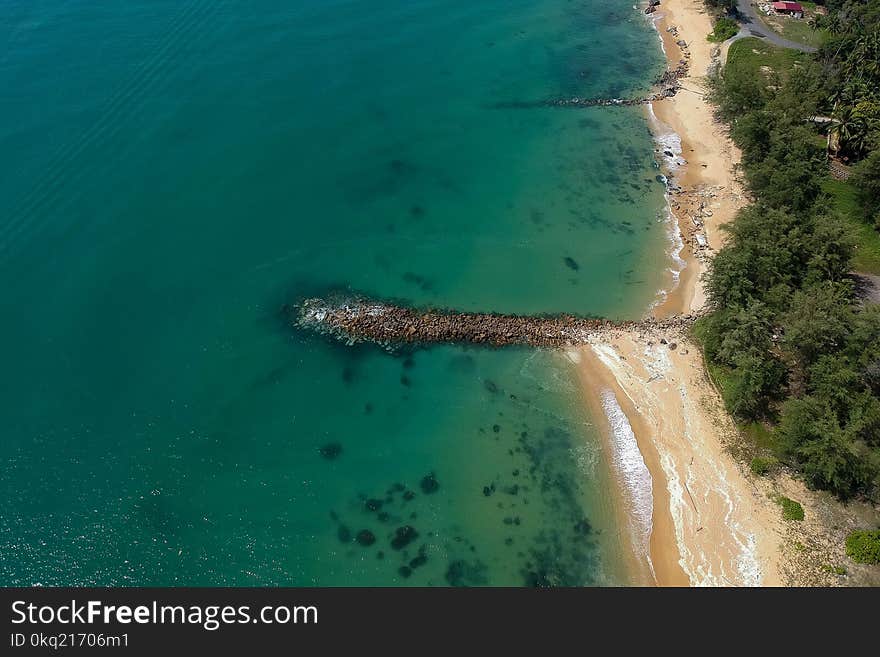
(750, 456, 777, 476)
(845, 530, 880, 564)
(820, 564, 847, 575)
(775, 495, 805, 521)
(708, 17, 739, 43)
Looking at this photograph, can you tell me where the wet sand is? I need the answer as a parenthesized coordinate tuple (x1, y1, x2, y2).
(572, 346, 690, 585)
(576, 330, 783, 585)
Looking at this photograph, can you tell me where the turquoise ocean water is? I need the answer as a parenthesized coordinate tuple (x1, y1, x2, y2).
(0, 0, 667, 585)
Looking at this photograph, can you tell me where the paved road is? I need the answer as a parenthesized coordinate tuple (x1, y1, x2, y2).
(854, 273, 880, 305)
(734, 0, 818, 53)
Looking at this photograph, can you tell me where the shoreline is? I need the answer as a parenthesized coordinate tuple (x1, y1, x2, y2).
(576, 0, 782, 585)
(649, 1, 744, 319)
(572, 346, 690, 585)
(576, 0, 880, 586)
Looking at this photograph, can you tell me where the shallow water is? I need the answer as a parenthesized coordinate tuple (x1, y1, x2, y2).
(0, 0, 666, 585)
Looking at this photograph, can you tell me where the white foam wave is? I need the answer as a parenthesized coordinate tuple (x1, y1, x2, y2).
(646, 103, 687, 170)
(588, 331, 766, 587)
(599, 388, 655, 578)
(646, 6, 667, 57)
(736, 533, 762, 587)
(645, 103, 687, 306)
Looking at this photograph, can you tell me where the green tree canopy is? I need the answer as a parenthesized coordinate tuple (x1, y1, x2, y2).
(781, 282, 853, 367)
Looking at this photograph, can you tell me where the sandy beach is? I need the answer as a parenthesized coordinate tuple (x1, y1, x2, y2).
(575, 0, 880, 587)
(651, 0, 745, 317)
(575, 0, 774, 586)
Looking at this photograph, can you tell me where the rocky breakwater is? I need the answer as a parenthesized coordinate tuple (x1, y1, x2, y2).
(488, 43, 690, 111)
(294, 297, 697, 349)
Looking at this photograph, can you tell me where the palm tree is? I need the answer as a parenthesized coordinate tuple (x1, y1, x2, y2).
(839, 32, 880, 99)
(829, 103, 854, 155)
(829, 102, 872, 158)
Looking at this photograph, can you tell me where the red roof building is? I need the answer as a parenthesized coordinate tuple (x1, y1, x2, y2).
(772, 1, 804, 13)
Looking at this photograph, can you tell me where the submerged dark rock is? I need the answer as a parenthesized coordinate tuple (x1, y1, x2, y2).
(523, 569, 554, 587)
(445, 559, 489, 587)
(319, 442, 343, 460)
(409, 546, 428, 569)
(356, 529, 376, 546)
(391, 525, 419, 550)
(574, 518, 593, 535)
(420, 472, 439, 494)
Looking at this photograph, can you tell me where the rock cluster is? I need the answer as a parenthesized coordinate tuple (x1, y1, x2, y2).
(295, 297, 697, 349)
(490, 29, 690, 112)
(667, 184, 725, 262)
(544, 56, 689, 109)
(544, 88, 677, 109)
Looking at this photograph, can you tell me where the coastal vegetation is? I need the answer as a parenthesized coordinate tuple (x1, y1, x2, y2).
(699, 1, 880, 500)
(845, 529, 880, 563)
(823, 178, 880, 273)
(707, 17, 740, 42)
(821, 563, 848, 574)
(750, 455, 779, 476)
(775, 495, 806, 521)
(851, 152, 880, 228)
